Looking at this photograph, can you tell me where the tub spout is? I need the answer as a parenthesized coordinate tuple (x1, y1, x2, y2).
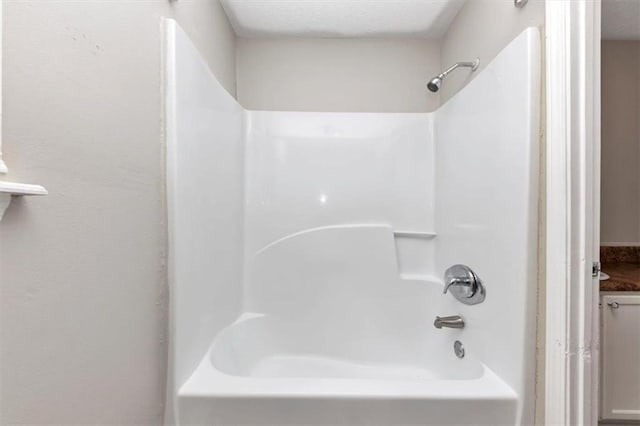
(434, 315, 465, 329)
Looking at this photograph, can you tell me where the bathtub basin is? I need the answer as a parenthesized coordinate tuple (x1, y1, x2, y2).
(177, 313, 518, 425)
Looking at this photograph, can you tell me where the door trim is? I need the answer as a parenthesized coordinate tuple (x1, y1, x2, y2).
(544, 0, 601, 424)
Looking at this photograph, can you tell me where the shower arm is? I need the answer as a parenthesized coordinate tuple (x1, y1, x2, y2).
(437, 60, 480, 79)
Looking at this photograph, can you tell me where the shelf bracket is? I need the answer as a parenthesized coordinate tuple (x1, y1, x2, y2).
(0, 181, 48, 220)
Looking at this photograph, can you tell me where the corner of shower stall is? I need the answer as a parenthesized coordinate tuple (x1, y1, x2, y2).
(165, 18, 540, 426)
(163, 18, 246, 425)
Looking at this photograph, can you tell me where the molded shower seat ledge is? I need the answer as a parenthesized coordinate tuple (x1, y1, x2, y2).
(0, 181, 48, 220)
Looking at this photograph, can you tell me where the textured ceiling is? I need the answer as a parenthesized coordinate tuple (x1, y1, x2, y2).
(220, 0, 467, 39)
(603, 0, 640, 40)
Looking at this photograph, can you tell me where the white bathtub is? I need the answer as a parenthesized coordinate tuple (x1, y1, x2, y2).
(179, 312, 517, 425)
(176, 224, 518, 424)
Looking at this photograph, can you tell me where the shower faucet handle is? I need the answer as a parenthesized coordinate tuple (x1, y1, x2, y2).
(443, 264, 486, 305)
(443, 276, 474, 296)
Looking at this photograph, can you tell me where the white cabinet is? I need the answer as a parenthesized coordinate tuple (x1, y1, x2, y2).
(601, 292, 640, 421)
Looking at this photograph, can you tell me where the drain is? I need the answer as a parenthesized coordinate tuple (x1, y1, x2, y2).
(454, 340, 465, 359)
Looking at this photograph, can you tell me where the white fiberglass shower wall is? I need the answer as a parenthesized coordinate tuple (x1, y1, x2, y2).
(165, 19, 540, 426)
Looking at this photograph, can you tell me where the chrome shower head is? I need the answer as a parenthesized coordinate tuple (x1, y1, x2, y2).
(426, 59, 479, 93)
(427, 76, 443, 93)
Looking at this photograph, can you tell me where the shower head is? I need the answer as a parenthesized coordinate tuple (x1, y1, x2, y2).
(427, 59, 480, 93)
(427, 77, 443, 93)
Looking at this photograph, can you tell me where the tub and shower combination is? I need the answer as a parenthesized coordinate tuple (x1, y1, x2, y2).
(165, 19, 540, 426)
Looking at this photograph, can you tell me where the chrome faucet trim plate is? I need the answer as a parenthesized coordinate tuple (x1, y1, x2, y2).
(443, 264, 486, 305)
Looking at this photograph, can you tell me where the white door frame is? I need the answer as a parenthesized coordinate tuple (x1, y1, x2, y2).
(0, 0, 7, 174)
(545, 0, 601, 424)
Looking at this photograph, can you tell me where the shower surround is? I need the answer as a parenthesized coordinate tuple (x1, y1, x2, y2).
(165, 20, 540, 425)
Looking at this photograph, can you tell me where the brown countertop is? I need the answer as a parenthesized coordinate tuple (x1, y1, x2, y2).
(600, 246, 640, 291)
(601, 262, 640, 292)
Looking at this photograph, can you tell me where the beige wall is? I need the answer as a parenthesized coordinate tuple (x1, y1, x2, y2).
(236, 1, 545, 112)
(172, 2, 236, 95)
(0, 1, 235, 424)
(439, 0, 545, 103)
(601, 41, 640, 245)
(236, 37, 441, 112)
(0, 1, 550, 423)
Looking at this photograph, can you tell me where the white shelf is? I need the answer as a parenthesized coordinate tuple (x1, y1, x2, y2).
(0, 181, 48, 196)
(0, 180, 48, 220)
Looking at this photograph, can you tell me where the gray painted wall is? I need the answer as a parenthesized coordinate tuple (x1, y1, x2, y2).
(601, 41, 640, 244)
(0, 1, 235, 423)
(0, 0, 549, 423)
(439, 0, 545, 103)
(236, 37, 441, 112)
(235, 1, 545, 113)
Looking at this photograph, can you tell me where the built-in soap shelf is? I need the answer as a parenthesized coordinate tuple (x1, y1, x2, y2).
(393, 229, 437, 282)
(393, 230, 437, 239)
(398, 273, 441, 284)
(0, 181, 48, 220)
